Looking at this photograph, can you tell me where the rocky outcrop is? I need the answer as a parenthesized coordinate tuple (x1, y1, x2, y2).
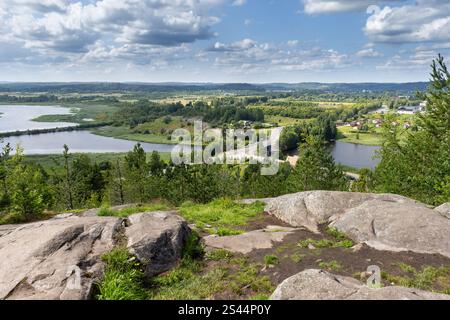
(330, 199, 450, 257)
(126, 211, 190, 277)
(0, 211, 190, 300)
(0, 215, 123, 300)
(270, 269, 450, 300)
(436, 203, 450, 219)
(260, 191, 419, 233)
(203, 226, 297, 254)
(257, 191, 450, 257)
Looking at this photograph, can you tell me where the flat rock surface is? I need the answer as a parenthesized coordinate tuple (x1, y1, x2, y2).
(0, 215, 122, 300)
(126, 211, 190, 277)
(203, 226, 298, 254)
(270, 269, 450, 300)
(330, 199, 450, 258)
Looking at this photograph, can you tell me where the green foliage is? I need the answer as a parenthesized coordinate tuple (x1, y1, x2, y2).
(318, 260, 343, 272)
(182, 232, 204, 260)
(229, 263, 274, 296)
(97, 248, 147, 300)
(249, 294, 270, 300)
(97, 207, 117, 217)
(375, 55, 450, 205)
(97, 203, 171, 217)
(350, 168, 375, 193)
(298, 239, 334, 249)
(148, 261, 227, 300)
(241, 162, 291, 199)
(216, 227, 243, 237)
(298, 230, 354, 249)
(205, 249, 234, 262)
(179, 199, 265, 234)
(0, 147, 52, 223)
(290, 252, 305, 263)
(124, 144, 149, 203)
(288, 135, 348, 192)
(382, 265, 450, 294)
(263, 255, 279, 266)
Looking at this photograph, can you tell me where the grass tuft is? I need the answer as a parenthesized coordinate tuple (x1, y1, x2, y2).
(97, 203, 171, 218)
(179, 199, 265, 235)
(318, 260, 343, 272)
(96, 248, 147, 300)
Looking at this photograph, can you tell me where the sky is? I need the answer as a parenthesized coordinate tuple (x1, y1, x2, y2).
(0, 0, 449, 83)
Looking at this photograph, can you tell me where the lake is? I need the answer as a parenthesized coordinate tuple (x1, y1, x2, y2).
(0, 105, 77, 133)
(1, 131, 192, 155)
(0, 105, 381, 168)
(331, 141, 381, 169)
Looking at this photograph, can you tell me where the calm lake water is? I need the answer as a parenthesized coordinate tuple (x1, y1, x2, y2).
(0, 105, 77, 133)
(0, 105, 380, 168)
(1, 131, 189, 155)
(331, 141, 380, 169)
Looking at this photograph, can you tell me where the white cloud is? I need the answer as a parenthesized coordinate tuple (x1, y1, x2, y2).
(0, 0, 234, 65)
(303, 0, 407, 14)
(208, 39, 349, 74)
(232, 0, 247, 6)
(376, 47, 445, 70)
(0, 0, 245, 66)
(365, 1, 450, 43)
(356, 48, 383, 58)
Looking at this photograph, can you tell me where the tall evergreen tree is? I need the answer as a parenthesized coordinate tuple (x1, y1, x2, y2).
(375, 55, 450, 205)
(288, 136, 348, 192)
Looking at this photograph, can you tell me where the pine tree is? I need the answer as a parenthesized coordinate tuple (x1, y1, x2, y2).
(124, 144, 149, 203)
(62, 144, 74, 210)
(375, 55, 450, 205)
(288, 136, 348, 192)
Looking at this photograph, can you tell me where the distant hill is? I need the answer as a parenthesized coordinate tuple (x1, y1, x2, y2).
(0, 82, 429, 94)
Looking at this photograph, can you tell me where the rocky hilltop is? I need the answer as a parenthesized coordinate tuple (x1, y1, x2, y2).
(0, 191, 449, 300)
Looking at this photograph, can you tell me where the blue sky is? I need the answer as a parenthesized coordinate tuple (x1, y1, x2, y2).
(0, 0, 449, 83)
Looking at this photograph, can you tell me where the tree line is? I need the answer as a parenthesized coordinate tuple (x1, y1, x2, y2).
(0, 136, 350, 224)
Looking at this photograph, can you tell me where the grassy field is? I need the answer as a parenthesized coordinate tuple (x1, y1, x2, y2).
(32, 103, 118, 124)
(91, 126, 178, 145)
(265, 115, 313, 126)
(92, 116, 206, 145)
(337, 126, 385, 146)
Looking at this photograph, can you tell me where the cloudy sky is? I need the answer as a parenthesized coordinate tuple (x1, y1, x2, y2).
(0, 0, 449, 83)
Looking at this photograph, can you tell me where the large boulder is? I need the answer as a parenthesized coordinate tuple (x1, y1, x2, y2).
(203, 225, 297, 254)
(0, 211, 191, 300)
(0, 215, 123, 300)
(262, 191, 417, 233)
(126, 211, 190, 277)
(436, 203, 450, 219)
(270, 269, 450, 300)
(330, 199, 450, 258)
(258, 191, 450, 257)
